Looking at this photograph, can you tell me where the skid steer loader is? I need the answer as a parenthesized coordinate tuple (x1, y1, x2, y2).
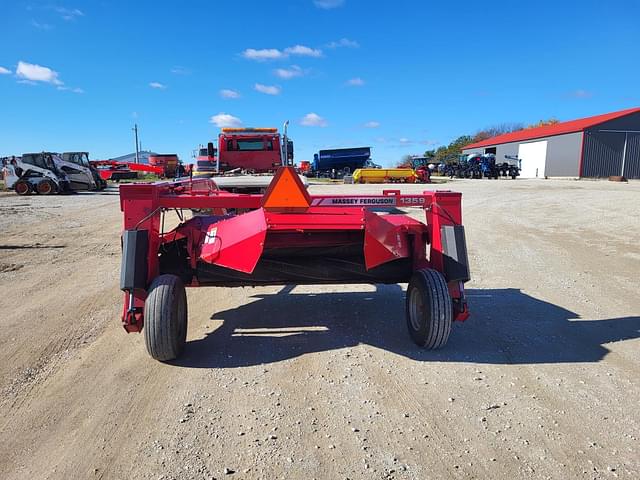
(3, 152, 103, 195)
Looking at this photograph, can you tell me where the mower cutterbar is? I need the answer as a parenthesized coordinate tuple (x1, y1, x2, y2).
(119, 167, 470, 361)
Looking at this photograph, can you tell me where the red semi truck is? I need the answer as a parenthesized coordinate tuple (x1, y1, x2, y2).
(196, 127, 294, 175)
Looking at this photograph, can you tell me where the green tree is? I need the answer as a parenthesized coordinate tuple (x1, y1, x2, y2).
(427, 135, 474, 164)
(397, 154, 414, 168)
(418, 117, 561, 167)
(473, 123, 524, 142)
(526, 118, 559, 129)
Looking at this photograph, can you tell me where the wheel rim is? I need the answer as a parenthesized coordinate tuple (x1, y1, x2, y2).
(16, 183, 29, 195)
(409, 287, 424, 331)
(39, 182, 52, 194)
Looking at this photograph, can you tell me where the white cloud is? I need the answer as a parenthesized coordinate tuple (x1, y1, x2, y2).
(16, 61, 63, 85)
(0, 66, 11, 74)
(254, 83, 281, 95)
(242, 48, 286, 61)
(31, 20, 53, 30)
(220, 88, 240, 99)
(363, 121, 380, 128)
(399, 137, 412, 144)
(285, 45, 322, 57)
(149, 82, 166, 89)
(210, 113, 243, 128)
(242, 45, 322, 62)
(54, 7, 84, 21)
(346, 77, 364, 86)
(327, 38, 359, 48)
(273, 65, 303, 79)
(570, 89, 593, 99)
(300, 113, 328, 127)
(170, 66, 190, 75)
(314, 0, 345, 9)
(57, 86, 84, 94)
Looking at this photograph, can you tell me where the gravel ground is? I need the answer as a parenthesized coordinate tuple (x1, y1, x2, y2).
(0, 178, 638, 480)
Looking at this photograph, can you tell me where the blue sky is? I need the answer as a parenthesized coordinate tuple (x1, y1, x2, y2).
(1, 0, 639, 166)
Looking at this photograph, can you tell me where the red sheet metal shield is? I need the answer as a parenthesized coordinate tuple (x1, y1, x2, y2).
(199, 208, 267, 273)
(363, 211, 420, 270)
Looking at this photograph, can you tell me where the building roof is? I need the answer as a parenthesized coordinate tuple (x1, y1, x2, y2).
(107, 150, 158, 164)
(463, 107, 640, 150)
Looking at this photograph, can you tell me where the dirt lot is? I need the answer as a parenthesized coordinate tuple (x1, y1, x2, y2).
(0, 179, 638, 480)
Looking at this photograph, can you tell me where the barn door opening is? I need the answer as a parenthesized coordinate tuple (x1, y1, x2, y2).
(518, 141, 548, 178)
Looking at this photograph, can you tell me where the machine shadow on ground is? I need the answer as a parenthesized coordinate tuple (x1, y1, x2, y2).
(174, 285, 640, 369)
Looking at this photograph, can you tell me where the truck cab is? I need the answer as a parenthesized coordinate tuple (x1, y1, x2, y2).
(192, 143, 218, 177)
(217, 128, 292, 173)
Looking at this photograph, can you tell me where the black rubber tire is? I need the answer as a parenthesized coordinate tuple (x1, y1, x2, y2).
(406, 269, 452, 349)
(14, 180, 32, 196)
(36, 179, 56, 195)
(144, 274, 188, 361)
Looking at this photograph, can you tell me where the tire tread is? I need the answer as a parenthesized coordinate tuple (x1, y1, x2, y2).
(406, 268, 452, 349)
(144, 275, 187, 361)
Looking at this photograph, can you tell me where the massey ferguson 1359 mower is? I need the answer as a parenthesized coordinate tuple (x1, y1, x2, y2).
(119, 167, 471, 361)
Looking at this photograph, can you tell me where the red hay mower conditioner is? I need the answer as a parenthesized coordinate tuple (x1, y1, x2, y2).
(119, 167, 471, 361)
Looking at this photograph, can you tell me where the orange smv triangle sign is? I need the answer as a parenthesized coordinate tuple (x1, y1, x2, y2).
(262, 166, 311, 212)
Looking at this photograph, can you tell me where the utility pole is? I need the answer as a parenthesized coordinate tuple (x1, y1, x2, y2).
(133, 123, 140, 164)
(282, 120, 289, 166)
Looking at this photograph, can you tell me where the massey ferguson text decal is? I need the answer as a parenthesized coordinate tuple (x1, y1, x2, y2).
(311, 196, 426, 207)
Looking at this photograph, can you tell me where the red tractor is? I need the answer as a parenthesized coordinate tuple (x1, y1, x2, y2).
(411, 156, 432, 183)
(119, 167, 471, 361)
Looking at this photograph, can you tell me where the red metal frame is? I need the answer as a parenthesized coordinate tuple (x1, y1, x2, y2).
(119, 168, 468, 332)
(91, 160, 164, 180)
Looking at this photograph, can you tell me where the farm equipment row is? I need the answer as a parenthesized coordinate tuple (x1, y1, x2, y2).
(444, 153, 520, 179)
(2, 150, 190, 195)
(119, 167, 471, 361)
(2, 152, 107, 195)
(91, 154, 186, 181)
